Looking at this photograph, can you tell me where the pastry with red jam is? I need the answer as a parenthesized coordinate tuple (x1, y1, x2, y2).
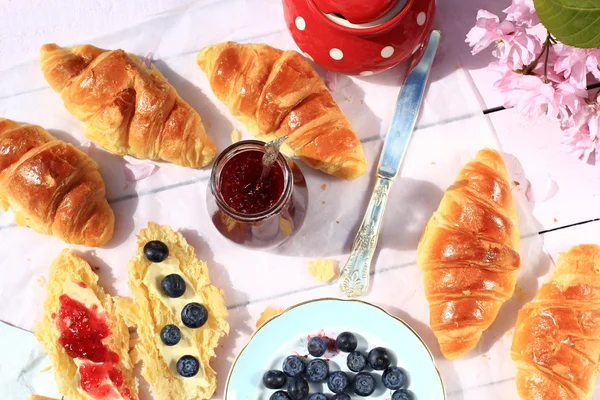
(34, 250, 138, 400)
(114, 222, 229, 400)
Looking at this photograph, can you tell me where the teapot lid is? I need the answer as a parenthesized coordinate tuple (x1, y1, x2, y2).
(312, 0, 399, 24)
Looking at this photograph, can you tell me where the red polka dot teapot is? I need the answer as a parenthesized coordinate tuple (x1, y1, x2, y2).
(282, 0, 436, 75)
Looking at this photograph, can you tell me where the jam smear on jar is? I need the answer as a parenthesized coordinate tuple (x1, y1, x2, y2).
(219, 150, 284, 214)
(55, 290, 132, 400)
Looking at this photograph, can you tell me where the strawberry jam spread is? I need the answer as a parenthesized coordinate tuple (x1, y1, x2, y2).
(54, 289, 132, 400)
(219, 150, 284, 214)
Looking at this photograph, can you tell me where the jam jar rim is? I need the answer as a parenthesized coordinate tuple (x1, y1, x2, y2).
(306, 0, 415, 35)
(209, 140, 293, 223)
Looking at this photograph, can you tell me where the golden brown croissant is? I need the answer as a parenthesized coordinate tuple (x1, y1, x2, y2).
(0, 118, 114, 246)
(197, 42, 366, 180)
(39, 43, 215, 168)
(511, 244, 600, 400)
(417, 148, 520, 359)
(35, 249, 138, 400)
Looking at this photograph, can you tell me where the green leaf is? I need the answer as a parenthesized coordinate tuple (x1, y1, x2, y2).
(534, 0, 600, 48)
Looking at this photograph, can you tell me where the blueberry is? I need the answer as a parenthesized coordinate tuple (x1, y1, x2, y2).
(161, 274, 186, 298)
(330, 395, 350, 400)
(176, 355, 199, 377)
(286, 376, 309, 400)
(347, 351, 367, 372)
(382, 366, 406, 390)
(306, 359, 329, 382)
(160, 324, 181, 346)
(308, 394, 328, 400)
(336, 332, 357, 353)
(368, 347, 391, 370)
(327, 371, 350, 394)
(181, 302, 208, 328)
(392, 389, 414, 400)
(144, 240, 169, 262)
(307, 336, 327, 357)
(270, 391, 292, 400)
(262, 369, 287, 389)
(352, 372, 376, 396)
(282, 355, 306, 377)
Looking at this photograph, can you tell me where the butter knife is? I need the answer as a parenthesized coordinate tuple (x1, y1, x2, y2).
(338, 30, 441, 298)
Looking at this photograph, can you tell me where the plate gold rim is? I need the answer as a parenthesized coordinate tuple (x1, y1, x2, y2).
(223, 297, 446, 399)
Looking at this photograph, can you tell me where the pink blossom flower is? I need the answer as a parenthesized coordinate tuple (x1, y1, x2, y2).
(494, 27, 542, 69)
(504, 0, 539, 27)
(502, 74, 558, 119)
(466, 10, 514, 55)
(562, 107, 600, 161)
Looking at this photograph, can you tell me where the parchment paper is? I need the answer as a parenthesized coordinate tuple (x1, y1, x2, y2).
(0, 1, 551, 399)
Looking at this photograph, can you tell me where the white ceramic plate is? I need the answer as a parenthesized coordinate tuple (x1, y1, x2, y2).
(225, 298, 445, 400)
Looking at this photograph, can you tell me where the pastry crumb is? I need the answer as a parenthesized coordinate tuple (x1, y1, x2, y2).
(553, 217, 558, 222)
(515, 284, 526, 302)
(231, 129, 241, 143)
(430, 161, 436, 165)
(256, 306, 284, 328)
(321, 184, 327, 190)
(336, 221, 340, 224)
(506, 329, 514, 337)
(308, 258, 337, 282)
(279, 217, 293, 237)
(123, 183, 129, 190)
(360, 99, 364, 104)
(513, 180, 520, 186)
(462, 290, 471, 296)
(39, 365, 53, 373)
(27, 258, 31, 261)
(322, 201, 326, 205)
(37, 276, 46, 288)
(92, 265, 101, 272)
(344, 95, 352, 102)
(481, 354, 491, 360)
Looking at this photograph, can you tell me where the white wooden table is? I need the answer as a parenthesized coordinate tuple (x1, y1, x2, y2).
(1, 0, 599, 399)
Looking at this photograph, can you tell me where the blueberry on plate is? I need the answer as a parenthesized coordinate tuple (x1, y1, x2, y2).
(308, 394, 328, 400)
(327, 371, 350, 394)
(306, 359, 329, 382)
(336, 332, 357, 353)
(392, 389, 414, 400)
(270, 391, 292, 400)
(262, 370, 287, 389)
(368, 347, 391, 370)
(160, 324, 181, 346)
(282, 355, 306, 377)
(161, 274, 186, 298)
(353, 372, 376, 396)
(307, 336, 328, 357)
(181, 302, 208, 328)
(382, 366, 406, 390)
(176, 355, 199, 377)
(347, 351, 367, 372)
(331, 395, 350, 400)
(287, 376, 309, 400)
(144, 240, 169, 262)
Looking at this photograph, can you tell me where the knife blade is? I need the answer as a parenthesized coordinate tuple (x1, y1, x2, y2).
(338, 30, 441, 298)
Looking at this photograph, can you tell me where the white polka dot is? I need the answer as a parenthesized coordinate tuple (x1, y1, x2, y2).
(330, 48, 344, 60)
(381, 46, 395, 58)
(412, 44, 421, 55)
(417, 12, 426, 26)
(295, 16, 306, 31)
(360, 71, 373, 76)
(304, 52, 314, 61)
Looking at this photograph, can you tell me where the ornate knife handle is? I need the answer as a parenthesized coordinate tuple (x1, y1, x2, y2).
(338, 176, 392, 297)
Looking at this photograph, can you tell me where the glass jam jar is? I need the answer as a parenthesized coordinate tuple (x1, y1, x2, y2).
(206, 140, 308, 249)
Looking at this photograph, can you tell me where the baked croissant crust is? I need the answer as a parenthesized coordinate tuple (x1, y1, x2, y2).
(114, 223, 229, 400)
(39, 43, 215, 168)
(417, 148, 520, 359)
(197, 41, 366, 180)
(0, 118, 114, 246)
(511, 244, 600, 400)
(34, 249, 138, 400)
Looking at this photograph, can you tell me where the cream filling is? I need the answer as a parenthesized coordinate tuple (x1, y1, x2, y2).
(143, 256, 209, 388)
(60, 281, 123, 400)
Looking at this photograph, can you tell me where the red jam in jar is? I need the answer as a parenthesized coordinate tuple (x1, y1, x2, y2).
(54, 290, 132, 400)
(219, 150, 285, 214)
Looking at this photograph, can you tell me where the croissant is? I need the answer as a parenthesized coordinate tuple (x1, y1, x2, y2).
(197, 41, 366, 180)
(417, 148, 520, 359)
(0, 118, 114, 246)
(511, 244, 600, 400)
(39, 43, 216, 168)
